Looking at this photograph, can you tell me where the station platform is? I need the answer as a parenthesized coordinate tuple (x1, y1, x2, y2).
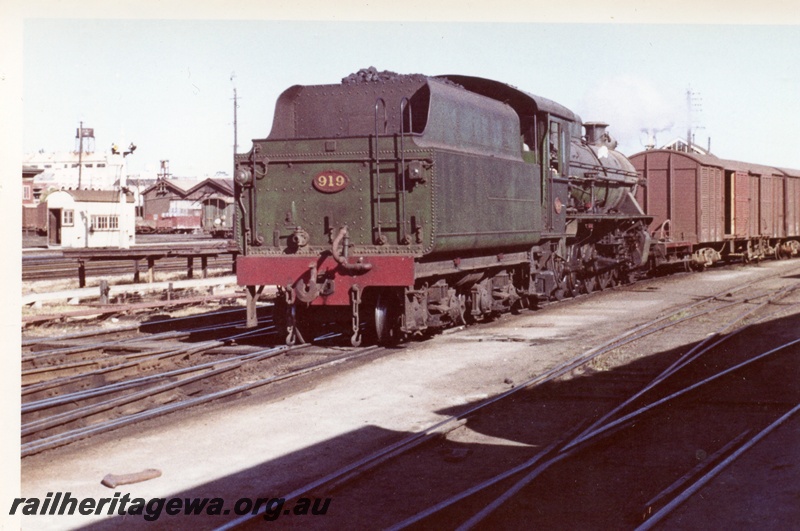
(62, 242, 238, 286)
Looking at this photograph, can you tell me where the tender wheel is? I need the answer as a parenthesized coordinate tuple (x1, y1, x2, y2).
(370, 290, 402, 346)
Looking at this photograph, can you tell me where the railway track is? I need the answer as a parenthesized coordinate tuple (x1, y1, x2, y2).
(17, 264, 799, 523)
(212, 264, 800, 530)
(636, 403, 800, 529)
(447, 335, 800, 529)
(20, 307, 389, 457)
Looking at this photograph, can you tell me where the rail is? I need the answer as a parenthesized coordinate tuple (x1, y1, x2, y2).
(214, 274, 789, 530)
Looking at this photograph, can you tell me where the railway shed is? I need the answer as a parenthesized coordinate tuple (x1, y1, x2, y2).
(44, 189, 136, 249)
(139, 177, 234, 235)
(139, 178, 200, 233)
(188, 178, 235, 237)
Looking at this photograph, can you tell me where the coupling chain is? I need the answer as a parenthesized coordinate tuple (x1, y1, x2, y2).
(350, 284, 362, 347)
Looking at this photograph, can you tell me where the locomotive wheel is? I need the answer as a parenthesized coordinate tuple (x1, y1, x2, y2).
(564, 245, 582, 297)
(580, 245, 597, 294)
(583, 269, 597, 294)
(597, 268, 616, 290)
(565, 271, 579, 297)
(551, 256, 570, 300)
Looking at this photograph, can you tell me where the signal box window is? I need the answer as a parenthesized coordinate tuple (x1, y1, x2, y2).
(91, 215, 119, 230)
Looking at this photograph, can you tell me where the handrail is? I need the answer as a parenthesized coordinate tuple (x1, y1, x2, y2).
(374, 98, 388, 244)
(399, 97, 412, 244)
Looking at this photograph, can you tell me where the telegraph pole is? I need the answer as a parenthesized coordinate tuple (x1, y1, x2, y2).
(78, 121, 84, 189)
(685, 90, 691, 150)
(231, 73, 239, 162)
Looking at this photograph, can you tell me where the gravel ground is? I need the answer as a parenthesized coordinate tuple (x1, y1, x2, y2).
(14, 260, 800, 530)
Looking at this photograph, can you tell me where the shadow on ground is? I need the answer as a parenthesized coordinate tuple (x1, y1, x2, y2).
(74, 311, 800, 530)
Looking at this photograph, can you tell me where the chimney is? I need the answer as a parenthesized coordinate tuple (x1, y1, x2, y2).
(584, 122, 609, 145)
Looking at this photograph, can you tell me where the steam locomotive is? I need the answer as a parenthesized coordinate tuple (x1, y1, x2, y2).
(233, 69, 655, 346)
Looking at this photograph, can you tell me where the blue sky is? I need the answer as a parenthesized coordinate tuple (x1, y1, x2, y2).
(20, 18, 800, 176)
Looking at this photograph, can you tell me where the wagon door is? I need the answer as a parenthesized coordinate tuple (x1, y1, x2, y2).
(761, 174, 773, 236)
(787, 177, 799, 236)
(699, 166, 723, 241)
(749, 174, 760, 236)
(774, 173, 785, 238)
(731, 170, 750, 237)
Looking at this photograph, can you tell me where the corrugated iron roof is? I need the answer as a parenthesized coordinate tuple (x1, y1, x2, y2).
(186, 178, 234, 197)
(142, 179, 199, 197)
